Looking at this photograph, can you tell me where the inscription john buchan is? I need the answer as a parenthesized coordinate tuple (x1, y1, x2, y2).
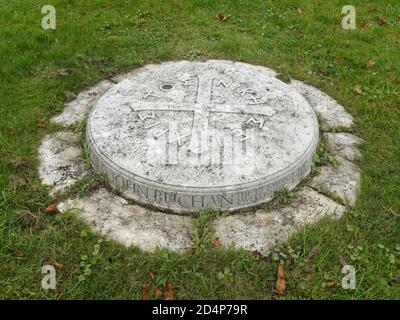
(89, 142, 313, 212)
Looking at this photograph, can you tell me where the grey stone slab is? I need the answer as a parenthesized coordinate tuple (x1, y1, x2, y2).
(308, 156, 361, 206)
(86, 60, 319, 213)
(324, 132, 364, 162)
(38, 131, 85, 194)
(289, 80, 353, 131)
(213, 187, 345, 254)
(57, 188, 193, 252)
(51, 80, 114, 127)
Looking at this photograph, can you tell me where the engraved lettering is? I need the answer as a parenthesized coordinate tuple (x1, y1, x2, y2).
(246, 116, 265, 129)
(138, 111, 156, 122)
(215, 79, 233, 88)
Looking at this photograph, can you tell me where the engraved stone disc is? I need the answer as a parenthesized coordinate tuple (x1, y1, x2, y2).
(87, 60, 319, 214)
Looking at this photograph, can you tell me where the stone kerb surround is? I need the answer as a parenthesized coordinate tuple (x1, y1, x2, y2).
(38, 60, 363, 254)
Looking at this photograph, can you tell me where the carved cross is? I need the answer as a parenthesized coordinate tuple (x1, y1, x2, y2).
(129, 75, 276, 154)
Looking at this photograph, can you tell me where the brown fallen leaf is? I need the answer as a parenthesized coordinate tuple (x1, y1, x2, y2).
(15, 251, 24, 257)
(366, 60, 376, 69)
(38, 118, 46, 128)
(164, 282, 176, 300)
(149, 271, 156, 280)
(155, 288, 163, 298)
(212, 238, 222, 248)
(141, 284, 150, 300)
(377, 17, 386, 26)
(4, 128, 16, 136)
(44, 204, 59, 215)
(215, 13, 230, 22)
(326, 281, 337, 288)
(359, 21, 371, 30)
(275, 264, 286, 295)
(336, 58, 345, 65)
(49, 259, 64, 270)
(252, 250, 262, 260)
(353, 86, 364, 95)
(392, 79, 400, 85)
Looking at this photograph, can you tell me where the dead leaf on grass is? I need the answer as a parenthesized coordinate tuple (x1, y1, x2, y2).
(275, 264, 286, 295)
(155, 288, 163, 298)
(38, 118, 46, 128)
(377, 17, 386, 26)
(44, 203, 59, 215)
(212, 238, 222, 248)
(49, 259, 64, 270)
(252, 250, 262, 260)
(149, 271, 156, 280)
(164, 282, 176, 300)
(215, 13, 230, 22)
(336, 58, 345, 65)
(141, 284, 150, 300)
(326, 281, 337, 288)
(366, 60, 376, 69)
(4, 128, 16, 136)
(353, 86, 364, 95)
(359, 21, 371, 30)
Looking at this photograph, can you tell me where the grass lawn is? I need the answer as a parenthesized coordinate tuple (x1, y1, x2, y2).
(0, 0, 399, 299)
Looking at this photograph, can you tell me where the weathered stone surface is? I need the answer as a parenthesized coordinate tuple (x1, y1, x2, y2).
(324, 132, 364, 162)
(51, 80, 114, 127)
(289, 80, 353, 131)
(87, 60, 319, 213)
(38, 131, 85, 194)
(309, 156, 361, 206)
(57, 188, 193, 252)
(213, 187, 345, 254)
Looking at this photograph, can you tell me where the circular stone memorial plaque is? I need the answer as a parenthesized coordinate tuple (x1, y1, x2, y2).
(87, 61, 319, 214)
